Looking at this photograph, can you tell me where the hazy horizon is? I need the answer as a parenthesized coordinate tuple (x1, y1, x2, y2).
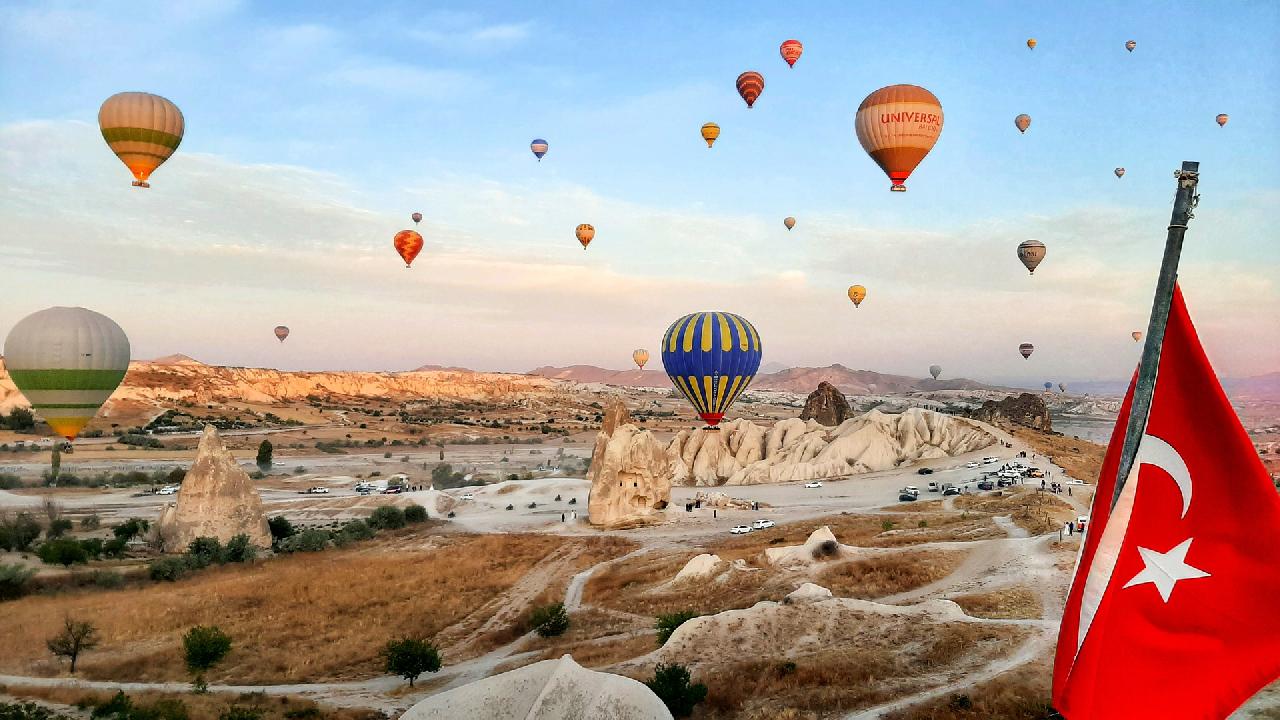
(2, 1, 1277, 385)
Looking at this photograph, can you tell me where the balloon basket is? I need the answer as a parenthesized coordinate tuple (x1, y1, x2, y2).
(132, 181, 150, 188)
(890, 185, 906, 192)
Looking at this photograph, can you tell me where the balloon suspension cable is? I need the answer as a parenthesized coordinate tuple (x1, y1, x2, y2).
(1111, 161, 1200, 512)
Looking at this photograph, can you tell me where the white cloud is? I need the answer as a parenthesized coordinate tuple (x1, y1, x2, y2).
(0, 120, 1276, 381)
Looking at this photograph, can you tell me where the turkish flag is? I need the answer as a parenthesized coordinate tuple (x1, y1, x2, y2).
(1053, 285, 1280, 718)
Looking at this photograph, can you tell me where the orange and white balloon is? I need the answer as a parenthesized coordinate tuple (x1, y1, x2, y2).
(779, 40, 803, 68)
(855, 85, 943, 192)
(1015, 114, 1031, 133)
(576, 224, 595, 250)
(98, 92, 184, 188)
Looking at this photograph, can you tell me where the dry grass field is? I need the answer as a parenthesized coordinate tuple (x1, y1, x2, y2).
(953, 488, 1078, 535)
(584, 551, 783, 618)
(951, 586, 1044, 620)
(1013, 428, 1106, 486)
(0, 686, 381, 720)
(818, 550, 968, 599)
(708, 513, 1001, 561)
(0, 532, 633, 684)
(881, 663, 1055, 720)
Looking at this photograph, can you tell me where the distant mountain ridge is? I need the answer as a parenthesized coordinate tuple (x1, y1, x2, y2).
(528, 363, 1007, 395)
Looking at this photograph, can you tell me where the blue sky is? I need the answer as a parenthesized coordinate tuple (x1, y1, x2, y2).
(1, 1, 1277, 383)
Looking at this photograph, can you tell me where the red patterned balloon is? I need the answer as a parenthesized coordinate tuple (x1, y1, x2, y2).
(393, 230, 424, 268)
(736, 71, 764, 108)
(780, 40, 803, 68)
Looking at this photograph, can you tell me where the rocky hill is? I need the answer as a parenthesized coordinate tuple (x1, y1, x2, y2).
(969, 393, 1053, 432)
(528, 365, 670, 387)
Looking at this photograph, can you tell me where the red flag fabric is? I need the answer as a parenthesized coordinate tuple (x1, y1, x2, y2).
(1053, 285, 1280, 718)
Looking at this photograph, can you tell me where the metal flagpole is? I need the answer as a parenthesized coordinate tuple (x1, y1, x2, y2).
(1111, 161, 1201, 510)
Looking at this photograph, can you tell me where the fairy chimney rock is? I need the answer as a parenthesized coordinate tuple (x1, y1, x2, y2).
(800, 381, 852, 426)
(587, 410, 671, 527)
(156, 425, 272, 552)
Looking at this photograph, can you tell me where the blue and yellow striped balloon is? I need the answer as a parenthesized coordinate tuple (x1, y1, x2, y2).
(661, 312, 762, 428)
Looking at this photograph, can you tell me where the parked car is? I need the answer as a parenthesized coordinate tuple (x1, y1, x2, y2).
(461, 493, 475, 500)
(997, 477, 1015, 488)
(156, 485, 180, 496)
(751, 519, 775, 530)
(730, 525, 751, 535)
(306, 486, 329, 494)
(804, 481, 823, 489)
(1029, 468, 1046, 478)
(927, 481, 940, 492)
(1067, 479, 1086, 485)
(904, 486, 920, 496)
(965, 461, 980, 469)
(977, 480, 995, 491)
(898, 491, 918, 502)
(916, 467, 934, 475)
(383, 486, 404, 494)
(982, 457, 1000, 465)
(943, 486, 962, 496)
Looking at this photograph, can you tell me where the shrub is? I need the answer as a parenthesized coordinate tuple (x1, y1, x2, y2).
(403, 504, 428, 523)
(45, 517, 73, 539)
(223, 534, 257, 563)
(645, 663, 707, 718)
(102, 537, 129, 558)
(337, 520, 374, 543)
(183, 625, 232, 692)
(655, 611, 700, 646)
(0, 702, 72, 720)
(0, 563, 36, 601)
(80, 538, 104, 559)
(383, 636, 442, 687)
(383, 451, 392, 459)
(267, 516, 295, 546)
(38, 537, 89, 566)
(529, 602, 569, 637)
(80, 514, 101, 530)
(918, 519, 929, 529)
(0, 512, 42, 552)
(90, 569, 125, 589)
(149, 557, 191, 582)
(881, 519, 896, 531)
(112, 518, 149, 542)
(217, 708, 262, 720)
(280, 529, 328, 553)
(368, 506, 406, 530)
(255, 439, 273, 470)
(0, 473, 22, 489)
(185, 537, 225, 568)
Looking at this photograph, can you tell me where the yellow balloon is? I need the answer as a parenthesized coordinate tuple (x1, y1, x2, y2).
(848, 285, 867, 307)
(700, 122, 720, 148)
(632, 349, 649, 369)
(98, 92, 184, 188)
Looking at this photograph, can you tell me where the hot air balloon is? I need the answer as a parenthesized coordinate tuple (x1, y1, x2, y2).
(1027, 38, 1037, 50)
(736, 71, 764, 108)
(1017, 240, 1046, 274)
(1115, 167, 1126, 178)
(847, 285, 866, 307)
(575, 224, 595, 250)
(779, 39, 803, 68)
(701, 122, 720, 148)
(1216, 114, 1229, 127)
(783, 217, 796, 231)
(1125, 40, 1137, 52)
(1132, 331, 1143, 342)
(530, 138, 549, 160)
(1014, 113, 1031, 134)
(1059, 382, 1067, 393)
(98, 92, 184, 188)
(929, 365, 942, 380)
(1044, 381, 1054, 391)
(411, 212, 422, 225)
(855, 84, 943, 192)
(633, 349, 649, 370)
(274, 326, 290, 343)
(393, 230, 424, 268)
(1019, 343, 1035, 359)
(661, 312, 762, 428)
(3, 307, 130, 441)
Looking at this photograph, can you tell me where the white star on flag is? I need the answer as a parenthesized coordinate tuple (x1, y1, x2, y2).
(1123, 538, 1210, 602)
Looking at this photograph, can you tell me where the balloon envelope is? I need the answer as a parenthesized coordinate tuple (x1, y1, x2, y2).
(98, 92, 184, 188)
(3, 307, 130, 441)
(855, 84, 943, 192)
(632, 349, 649, 370)
(1132, 331, 1143, 342)
(779, 39, 803, 68)
(1215, 114, 1229, 127)
(929, 365, 942, 380)
(1019, 343, 1035, 359)
(1027, 38, 1037, 49)
(1044, 382, 1054, 390)
(736, 71, 764, 108)
(575, 224, 595, 249)
(847, 285, 866, 307)
(783, 217, 796, 230)
(661, 312, 762, 427)
(1059, 382, 1067, 392)
(274, 326, 290, 342)
(1125, 40, 1137, 52)
(1115, 167, 1126, 178)
(530, 138, 549, 160)
(701, 122, 720, 148)
(1014, 113, 1031, 133)
(1017, 240, 1046, 274)
(393, 230, 424, 267)
(411, 212, 422, 225)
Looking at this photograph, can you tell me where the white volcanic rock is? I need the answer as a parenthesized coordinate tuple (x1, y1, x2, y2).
(673, 553, 725, 583)
(764, 526, 853, 567)
(155, 425, 271, 552)
(785, 583, 834, 605)
(587, 403, 671, 527)
(668, 408, 993, 486)
(402, 654, 672, 720)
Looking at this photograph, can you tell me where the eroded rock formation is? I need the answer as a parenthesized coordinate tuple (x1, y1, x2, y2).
(155, 425, 271, 552)
(969, 392, 1053, 432)
(587, 403, 671, 527)
(800, 381, 852, 426)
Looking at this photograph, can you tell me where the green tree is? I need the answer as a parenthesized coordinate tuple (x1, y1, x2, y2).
(183, 625, 231, 692)
(46, 616, 98, 674)
(4, 407, 35, 433)
(37, 537, 88, 567)
(267, 516, 294, 548)
(645, 663, 707, 718)
(50, 446, 61, 484)
(112, 518, 150, 542)
(655, 611, 700, 646)
(223, 534, 256, 563)
(149, 557, 190, 582)
(0, 563, 36, 601)
(528, 602, 569, 637)
(368, 506, 405, 530)
(382, 637, 441, 687)
(255, 440, 273, 472)
(403, 504, 427, 523)
(185, 537, 224, 569)
(46, 518, 73, 539)
(0, 513, 42, 552)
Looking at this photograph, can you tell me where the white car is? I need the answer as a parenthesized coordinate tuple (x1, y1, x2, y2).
(751, 519, 775, 530)
(730, 525, 752, 534)
(904, 485, 920, 496)
(307, 486, 329, 494)
(943, 486, 962, 496)
(461, 493, 475, 500)
(965, 461, 980, 469)
(156, 485, 179, 496)
(1067, 479, 1086, 486)
(982, 457, 1000, 465)
(804, 481, 823, 489)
